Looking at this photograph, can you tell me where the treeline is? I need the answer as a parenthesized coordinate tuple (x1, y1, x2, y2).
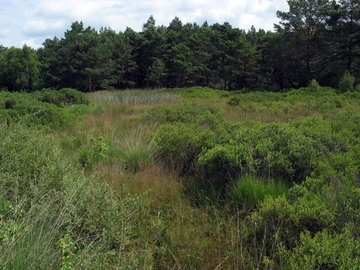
(0, 0, 360, 92)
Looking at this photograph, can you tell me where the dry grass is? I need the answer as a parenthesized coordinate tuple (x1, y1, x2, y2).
(222, 102, 322, 124)
(101, 164, 183, 206)
(60, 89, 252, 269)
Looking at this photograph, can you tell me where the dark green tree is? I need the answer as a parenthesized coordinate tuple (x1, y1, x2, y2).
(0, 45, 40, 91)
(275, 0, 331, 86)
(231, 32, 260, 88)
(167, 43, 194, 87)
(187, 22, 214, 86)
(111, 29, 138, 88)
(136, 16, 166, 87)
(210, 22, 244, 90)
(327, 0, 360, 78)
(146, 58, 165, 88)
(37, 37, 63, 88)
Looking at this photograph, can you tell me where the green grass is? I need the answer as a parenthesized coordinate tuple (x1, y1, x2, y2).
(113, 124, 159, 172)
(231, 176, 288, 210)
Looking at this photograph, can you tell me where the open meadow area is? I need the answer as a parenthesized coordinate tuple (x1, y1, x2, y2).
(2, 85, 360, 269)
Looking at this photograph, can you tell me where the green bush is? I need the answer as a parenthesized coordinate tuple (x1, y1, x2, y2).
(244, 182, 336, 268)
(242, 171, 360, 269)
(199, 123, 317, 184)
(0, 91, 85, 129)
(338, 71, 355, 93)
(148, 102, 222, 127)
(154, 123, 205, 174)
(279, 230, 360, 269)
(198, 144, 243, 183)
(32, 88, 65, 106)
(59, 88, 89, 105)
(32, 88, 89, 106)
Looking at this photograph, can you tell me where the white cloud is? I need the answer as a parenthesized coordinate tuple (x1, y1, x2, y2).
(20, 38, 41, 49)
(0, 0, 289, 47)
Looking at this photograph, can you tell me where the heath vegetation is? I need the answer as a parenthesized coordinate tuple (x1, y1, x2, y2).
(2, 82, 360, 269)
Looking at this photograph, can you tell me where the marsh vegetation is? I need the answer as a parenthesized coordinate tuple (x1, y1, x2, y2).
(2, 84, 360, 269)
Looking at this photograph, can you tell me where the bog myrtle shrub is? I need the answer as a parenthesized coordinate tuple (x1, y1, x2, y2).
(32, 88, 89, 106)
(148, 102, 222, 126)
(199, 123, 316, 184)
(0, 90, 85, 128)
(154, 123, 204, 174)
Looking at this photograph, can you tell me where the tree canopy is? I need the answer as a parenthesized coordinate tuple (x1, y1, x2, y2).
(1, 1, 360, 92)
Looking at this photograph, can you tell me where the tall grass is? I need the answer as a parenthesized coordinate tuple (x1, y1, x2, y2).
(88, 89, 181, 105)
(113, 124, 159, 172)
(0, 123, 147, 269)
(231, 175, 288, 210)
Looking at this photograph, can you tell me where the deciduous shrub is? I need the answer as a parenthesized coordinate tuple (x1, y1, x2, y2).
(199, 123, 316, 184)
(244, 182, 336, 268)
(59, 88, 89, 105)
(154, 123, 204, 174)
(32, 88, 89, 106)
(0, 90, 84, 128)
(279, 230, 360, 269)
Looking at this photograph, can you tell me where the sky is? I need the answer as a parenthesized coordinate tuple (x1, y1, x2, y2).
(0, 0, 289, 49)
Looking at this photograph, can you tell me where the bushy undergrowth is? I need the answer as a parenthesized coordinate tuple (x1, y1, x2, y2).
(32, 88, 90, 106)
(0, 89, 89, 129)
(228, 85, 351, 117)
(6, 85, 360, 269)
(147, 86, 360, 268)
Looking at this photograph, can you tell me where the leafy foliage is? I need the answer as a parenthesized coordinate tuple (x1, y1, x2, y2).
(338, 71, 355, 93)
(3, 0, 360, 92)
(0, 89, 88, 128)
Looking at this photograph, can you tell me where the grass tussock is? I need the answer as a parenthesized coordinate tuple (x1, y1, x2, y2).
(231, 175, 288, 210)
(113, 124, 159, 172)
(88, 89, 181, 105)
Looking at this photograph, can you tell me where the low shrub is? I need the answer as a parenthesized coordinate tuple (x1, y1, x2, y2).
(199, 122, 317, 184)
(0, 90, 85, 129)
(154, 123, 208, 174)
(279, 230, 360, 269)
(147, 102, 222, 127)
(32, 88, 89, 106)
(59, 88, 89, 105)
(244, 185, 336, 268)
